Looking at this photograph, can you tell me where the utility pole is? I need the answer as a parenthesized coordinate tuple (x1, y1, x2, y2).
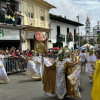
(76, 15, 80, 47)
(81, 31, 83, 46)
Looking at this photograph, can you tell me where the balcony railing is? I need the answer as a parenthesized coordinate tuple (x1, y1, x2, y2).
(0, 11, 23, 26)
(57, 34, 65, 42)
(67, 32, 73, 42)
(67, 37, 73, 42)
(74, 35, 79, 42)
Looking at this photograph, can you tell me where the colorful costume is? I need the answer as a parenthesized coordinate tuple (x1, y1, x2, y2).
(43, 59, 81, 99)
(91, 60, 100, 100)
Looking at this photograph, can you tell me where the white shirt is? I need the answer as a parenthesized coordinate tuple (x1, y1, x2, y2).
(79, 53, 87, 62)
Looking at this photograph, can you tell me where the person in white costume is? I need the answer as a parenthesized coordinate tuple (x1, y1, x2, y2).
(87, 50, 97, 83)
(0, 51, 9, 83)
(25, 55, 42, 80)
(25, 53, 53, 80)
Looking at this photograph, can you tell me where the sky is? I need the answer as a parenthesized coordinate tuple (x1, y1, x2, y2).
(44, 0, 100, 35)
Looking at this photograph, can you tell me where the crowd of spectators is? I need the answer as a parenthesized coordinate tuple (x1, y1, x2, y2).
(0, 4, 22, 25)
(0, 46, 34, 73)
(0, 46, 59, 73)
(46, 49, 58, 59)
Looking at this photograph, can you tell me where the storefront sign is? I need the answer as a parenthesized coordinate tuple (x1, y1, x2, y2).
(26, 32, 35, 39)
(35, 32, 48, 42)
(0, 28, 20, 40)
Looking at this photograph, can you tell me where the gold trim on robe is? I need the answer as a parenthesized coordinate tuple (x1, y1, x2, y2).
(43, 60, 81, 99)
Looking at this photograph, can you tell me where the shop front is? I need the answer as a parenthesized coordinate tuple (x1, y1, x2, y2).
(23, 26, 50, 50)
(0, 28, 21, 49)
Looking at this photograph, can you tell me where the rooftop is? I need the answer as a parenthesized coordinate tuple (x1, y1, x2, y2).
(35, 0, 56, 9)
(50, 13, 84, 26)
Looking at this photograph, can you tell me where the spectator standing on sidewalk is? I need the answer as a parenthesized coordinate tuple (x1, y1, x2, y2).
(79, 50, 87, 74)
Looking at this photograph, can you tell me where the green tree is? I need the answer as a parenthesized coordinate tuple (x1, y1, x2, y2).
(79, 36, 87, 47)
(97, 33, 100, 45)
(89, 38, 96, 46)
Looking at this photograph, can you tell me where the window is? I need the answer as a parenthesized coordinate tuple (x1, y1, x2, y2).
(74, 29, 76, 35)
(40, 16, 44, 21)
(67, 28, 69, 33)
(28, 12, 30, 18)
(57, 26, 60, 35)
(31, 13, 33, 18)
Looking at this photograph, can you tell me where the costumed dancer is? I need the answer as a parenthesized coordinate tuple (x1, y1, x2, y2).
(43, 48, 81, 100)
(25, 54, 42, 80)
(91, 49, 100, 100)
(0, 51, 9, 83)
(87, 50, 97, 83)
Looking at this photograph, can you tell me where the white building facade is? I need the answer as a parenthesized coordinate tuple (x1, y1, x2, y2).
(48, 14, 83, 49)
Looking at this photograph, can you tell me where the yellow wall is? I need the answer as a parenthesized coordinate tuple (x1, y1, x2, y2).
(21, 0, 52, 50)
(21, 0, 50, 28)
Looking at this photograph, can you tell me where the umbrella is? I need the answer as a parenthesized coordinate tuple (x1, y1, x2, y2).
(53, 47, 60, 50)
(81, 47, 86, 50)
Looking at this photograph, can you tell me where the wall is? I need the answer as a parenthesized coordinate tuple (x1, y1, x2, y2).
(49, 20, 78, 49)
(21, 0, 51, 50)
(21, 0, 49, 28)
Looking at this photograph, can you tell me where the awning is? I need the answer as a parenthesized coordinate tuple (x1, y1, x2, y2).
(23, 25, 52, 32)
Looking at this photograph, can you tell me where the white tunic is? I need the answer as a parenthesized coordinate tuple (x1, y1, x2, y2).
(0, 60, 9, 83)
(87, 55, 97, 78)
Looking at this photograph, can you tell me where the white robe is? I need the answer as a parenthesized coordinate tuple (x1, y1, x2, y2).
(25, 57, 53, 80)
(25, 56, 42, 80)
(0, 60, 9, 83)
(87, 55, 97, 78)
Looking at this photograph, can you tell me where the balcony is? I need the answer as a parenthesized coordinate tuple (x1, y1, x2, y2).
(57, 34, 65, 42)
(0, 11, 23, 26)
(74, 33, 79, 42)
(67, 37, 73, 42)
(74, 35, 79, 42)
(67, 32, 73, 42)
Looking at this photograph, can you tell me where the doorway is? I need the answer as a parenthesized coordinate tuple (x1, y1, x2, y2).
(30, 39, 34, 50)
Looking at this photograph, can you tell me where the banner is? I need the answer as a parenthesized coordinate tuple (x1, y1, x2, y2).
(0, 28, 20, 40)
(35, 32, 48, 42)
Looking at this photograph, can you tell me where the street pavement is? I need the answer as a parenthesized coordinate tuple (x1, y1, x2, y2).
(0, 67, 92, 100)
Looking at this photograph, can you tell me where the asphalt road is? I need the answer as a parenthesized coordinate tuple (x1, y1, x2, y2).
(0, 71, 92, 100)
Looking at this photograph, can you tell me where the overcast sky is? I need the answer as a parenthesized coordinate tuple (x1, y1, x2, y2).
(44, 0, 100, 35)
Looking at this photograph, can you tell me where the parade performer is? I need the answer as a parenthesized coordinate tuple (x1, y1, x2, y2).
(91, 49, 100, 100)
(43, 48, 81, 99)
(25, 55, 42, 80)
(0, 51, 9, 83)
(87, 50, 97, 83)
(25, 42, 49, 80)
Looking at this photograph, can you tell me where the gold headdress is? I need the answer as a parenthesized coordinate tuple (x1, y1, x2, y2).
(35, 42, 45, 55)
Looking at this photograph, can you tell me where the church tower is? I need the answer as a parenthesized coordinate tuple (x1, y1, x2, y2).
(85, 16, 90, 40)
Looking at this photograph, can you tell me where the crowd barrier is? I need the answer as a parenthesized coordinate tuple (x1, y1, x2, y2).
(0, 57, 27, 74)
